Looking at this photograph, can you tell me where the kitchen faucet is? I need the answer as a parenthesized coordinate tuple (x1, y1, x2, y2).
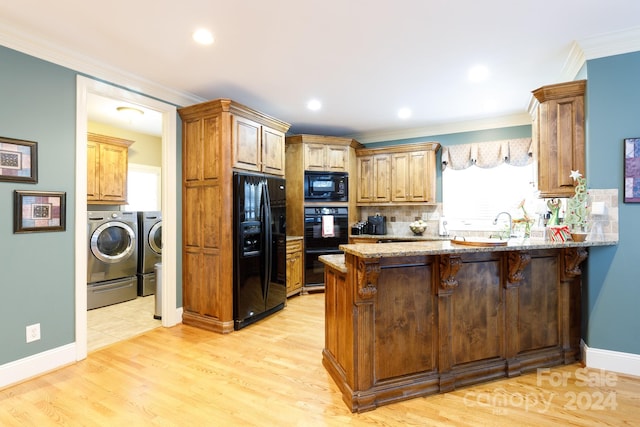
(493, 212, 513, 239)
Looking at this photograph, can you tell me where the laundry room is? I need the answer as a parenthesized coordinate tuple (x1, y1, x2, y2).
(86, 95, 163, 352)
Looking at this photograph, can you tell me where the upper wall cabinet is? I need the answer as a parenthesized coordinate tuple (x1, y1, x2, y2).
(232, 114, 287, 176)
(356, 142, 440, 206)
(304, 142, 350, 172)
(531, 80, 586, 198)
(87, 132, 133, 204)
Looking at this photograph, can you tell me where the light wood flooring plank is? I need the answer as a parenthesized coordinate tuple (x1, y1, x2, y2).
(1, 293, 639, 426)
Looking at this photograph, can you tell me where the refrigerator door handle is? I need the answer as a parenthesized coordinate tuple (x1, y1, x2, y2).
(261, 180, 272, 303)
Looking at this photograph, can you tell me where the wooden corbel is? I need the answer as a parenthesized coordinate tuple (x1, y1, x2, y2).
(563, 247, 588, 279)
(357, 258, 379, 299)
(440, 254, 461, 290)
(507, 251, 531, 286)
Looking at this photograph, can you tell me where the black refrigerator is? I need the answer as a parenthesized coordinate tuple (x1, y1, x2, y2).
(233, 172, 287, 330)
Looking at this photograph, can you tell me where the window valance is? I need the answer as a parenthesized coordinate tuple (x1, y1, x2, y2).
(441, 138, 533, 170)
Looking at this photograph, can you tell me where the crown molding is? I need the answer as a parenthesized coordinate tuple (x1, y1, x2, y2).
(0, 21, 206, 108)
(578, 26, 640, 60)
(350, 112, 532, 144)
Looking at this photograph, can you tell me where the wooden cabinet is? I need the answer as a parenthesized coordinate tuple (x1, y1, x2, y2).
(356, 142, 439, 206)
(285, 135, 363, 237)
(304, 143, 349, 172)
(87, 133, 133, 204)
(232, 114, 286, 176)
(285, 238, 303, 297)
(391, 150, 435, 202)
(531, 80, 585, 198)
(356, 153, 391, 203)
(178, 99, 290, 334)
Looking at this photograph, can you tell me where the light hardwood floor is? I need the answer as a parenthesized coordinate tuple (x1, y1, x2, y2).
(2, 293, 639, 426)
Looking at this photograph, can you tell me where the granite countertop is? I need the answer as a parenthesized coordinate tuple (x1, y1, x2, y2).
(318, 254, 347, 273)
(339, 237, 618, 258)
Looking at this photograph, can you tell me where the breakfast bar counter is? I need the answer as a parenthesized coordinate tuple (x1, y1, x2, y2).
(320, 238, 616, 413)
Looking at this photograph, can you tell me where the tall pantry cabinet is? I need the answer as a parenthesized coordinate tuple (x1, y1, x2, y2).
(178, 99, 290, 333)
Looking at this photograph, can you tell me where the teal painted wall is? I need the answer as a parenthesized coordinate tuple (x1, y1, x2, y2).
(0, 47, 77, 364)
(0, 45, 183, 365)
(584, 51, 640, 354)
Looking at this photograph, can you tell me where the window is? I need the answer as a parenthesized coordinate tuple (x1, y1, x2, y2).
(125, 163, 161, 211)
(443, 162, 536, 228)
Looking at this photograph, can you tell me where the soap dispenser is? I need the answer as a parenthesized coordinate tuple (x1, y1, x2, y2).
(438, 217, 449, 236)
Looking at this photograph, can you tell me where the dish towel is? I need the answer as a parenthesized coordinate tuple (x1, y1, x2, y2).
(322, 215, 335, 237)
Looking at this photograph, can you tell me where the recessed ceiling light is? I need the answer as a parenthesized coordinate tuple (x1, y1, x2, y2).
(193, 28, 214, 45)
(307, 99, 322, 111)
(468, 65, 490, 82)
(398, 108, 412, 119)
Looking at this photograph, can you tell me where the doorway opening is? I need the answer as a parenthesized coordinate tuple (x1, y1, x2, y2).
(75, 76, 179, 360)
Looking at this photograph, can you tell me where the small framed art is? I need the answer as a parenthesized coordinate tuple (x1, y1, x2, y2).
(14, 190, 66, 233)
(0, 136, 38, 183)
(624, 137, 640, 203)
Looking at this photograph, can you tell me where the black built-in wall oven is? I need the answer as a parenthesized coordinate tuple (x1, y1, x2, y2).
(303, 206, 348, 288)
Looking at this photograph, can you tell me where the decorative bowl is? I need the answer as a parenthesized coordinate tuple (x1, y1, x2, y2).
(409, 224, 426, 235)
(570, 232, 587, 242)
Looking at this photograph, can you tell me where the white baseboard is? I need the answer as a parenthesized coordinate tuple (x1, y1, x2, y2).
(2, 307, 180, 389)
(582, 340, 640, 377)
(0, 343, 76, 389)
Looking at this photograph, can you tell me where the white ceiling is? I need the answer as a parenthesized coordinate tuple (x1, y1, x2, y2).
(1, 1, 640, 142)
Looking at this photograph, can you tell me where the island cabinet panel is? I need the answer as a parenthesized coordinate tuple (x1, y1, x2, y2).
(516, 254, 559, 353)
(374, 262, 437, 380)
(323, 246, 587, 413)
(448, 252, 504, 367)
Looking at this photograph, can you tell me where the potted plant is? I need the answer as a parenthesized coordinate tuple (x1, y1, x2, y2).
(564, 170, 588, 242)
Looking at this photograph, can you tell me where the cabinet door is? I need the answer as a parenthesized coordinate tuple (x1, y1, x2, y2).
(325, 145, 349, 172)
(537, 96, 585, 198)
(357, 154, 391, 203)
(392, 151, 433, 202)
(417, 150, 435, 202)
(232, 115, 261, 172)
(98, 143, 128, 202)
(304, 143, 327, 171)
(286, 240, 303, 296)
(372, 154, 391, 202)
(391, 153, 410, 202)
(262, 126, 285, 176)
(356, 155, 375, 203)
(407, 150, 433, 202)
(87, 139, 99, 201)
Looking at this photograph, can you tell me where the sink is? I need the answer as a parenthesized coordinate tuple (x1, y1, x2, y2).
(450, 237, 508, 247)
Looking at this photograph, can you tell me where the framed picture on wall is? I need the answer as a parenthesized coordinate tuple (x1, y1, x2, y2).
(14, 190, 66, 233)
(0, 136, 38, 183)
(624, 137, 640, 203)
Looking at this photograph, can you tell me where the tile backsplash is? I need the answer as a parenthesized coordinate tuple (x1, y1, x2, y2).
(357, 188, 619, 242)
(358, 205, 443, 238)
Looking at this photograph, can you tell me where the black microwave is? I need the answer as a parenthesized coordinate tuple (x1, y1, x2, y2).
(304, 171, 348, 201)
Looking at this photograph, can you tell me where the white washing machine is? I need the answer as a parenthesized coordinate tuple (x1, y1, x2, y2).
(87, 210, 138, 310)
(137, 211, 162, 296)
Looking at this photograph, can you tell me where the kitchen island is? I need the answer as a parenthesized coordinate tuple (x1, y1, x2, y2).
(320, 238, 616, 413)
